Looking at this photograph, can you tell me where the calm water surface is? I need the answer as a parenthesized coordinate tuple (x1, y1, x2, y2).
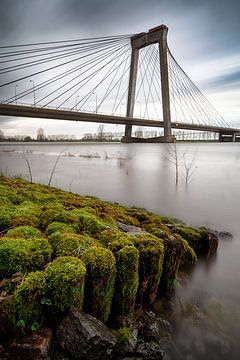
(0, 142, 240, 359)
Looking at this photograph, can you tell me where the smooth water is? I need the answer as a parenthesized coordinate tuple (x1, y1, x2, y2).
(0, 142, 240, 358)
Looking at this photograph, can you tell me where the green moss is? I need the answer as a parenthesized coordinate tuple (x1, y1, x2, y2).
(0, 238, 52, 275)
(178, 236, 197, 268)
(173, 225, 201, 252)
(99, 229, 133, 250)
(112, 327, 135, 345)
(0, 212, 11, 231)
(113, 245, 139, 315)
(73, 209, 114, 237)
(44, 256, 86, 313)
(159, 236, 184, 292)
(7, 202, 40, 227)
(82, 247, 116, 323)
(48, 231, 84, 257)
(0, 184, 21, 204)
(38, 204, 79, 229)
(45, 221, 77, 236)
(6, 226, 42, 239)
(13, 271, 45, 331)
(133, 234, 165, 305)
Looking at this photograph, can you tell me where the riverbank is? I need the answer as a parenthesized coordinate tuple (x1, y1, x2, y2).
(0, 176, 222, 359)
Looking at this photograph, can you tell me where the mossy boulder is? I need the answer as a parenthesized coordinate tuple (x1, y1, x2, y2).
(48, 231, 83, 257)
(45, 221, 77, 236)
(99, 229, 133, 250)
(172, 225, 201, 252)
(44, 256, 86, 314)
(13, 271, 46, 331)
(82, 247, 116, 323)
(178, 236, 197, 269)
(38, 204, 79, 229)
(0, 238, 52, 275)
(133, 234, 165, 305)
(73, 209, 113, 237)
(7, 202, 40, 227)
(113, 245, 139, 316)
(159, 236, 184, 292)
(6, 226, 42, 239)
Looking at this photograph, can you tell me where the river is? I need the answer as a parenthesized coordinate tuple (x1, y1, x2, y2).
(0, 141, 240, 359)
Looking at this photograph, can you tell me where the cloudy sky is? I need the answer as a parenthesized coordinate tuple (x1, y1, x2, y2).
(0, 0, 239, 137)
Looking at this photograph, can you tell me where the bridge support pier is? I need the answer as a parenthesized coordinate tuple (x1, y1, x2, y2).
(219, 132, 237, 142)
(123, 25, 173, 143)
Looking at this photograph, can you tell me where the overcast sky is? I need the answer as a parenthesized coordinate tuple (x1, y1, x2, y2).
(0, 0, 240, 137)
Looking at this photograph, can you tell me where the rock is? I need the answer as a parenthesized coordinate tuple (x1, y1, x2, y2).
(113, 315, 135, 329)
(218, 231, 233, 240)
(116, 222, 145, 235)
(0, 295, 17, 343)
(135, 340, 165, 359)
(165, 224, 174, 229)
(5, 328, 53, 360)
(114, 327, 138, 355)
(57, 309, 117, 360)
(199, 231, 218, 257)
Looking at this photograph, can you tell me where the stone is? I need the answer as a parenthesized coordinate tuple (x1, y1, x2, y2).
(116, 222, 145, 235)
(135, 340, 165, 359)
(5, 328, 53, 360)
(57, 309, 117, 360)
(199, 231, 218, 257)
(218, 231, 233, 240)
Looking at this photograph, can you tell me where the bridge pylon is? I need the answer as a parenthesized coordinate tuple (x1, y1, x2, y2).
(122, 25, 175, 143)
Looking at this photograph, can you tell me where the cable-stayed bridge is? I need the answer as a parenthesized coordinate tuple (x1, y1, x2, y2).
(0, 25, 239, 142)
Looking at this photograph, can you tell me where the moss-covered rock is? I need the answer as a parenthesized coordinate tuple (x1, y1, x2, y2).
(7, 202, 41, 228)
(13, 271, 46, 331)
(73, 209, 113, 237)
(6, 226, 42, 239)
(113, 245, 139, 316)
(48, 231, 83, 257)
(99, 229, 133, 250)
(132, 234, 165, 305)
(38, 204, 79, 229)
(172, 225, 201, 252)
(45, 221, 77, 236)
(44, 256, 86, 314)
(178, 236, 197, 269)
(159, 236, 184, 292)
(0, 238, 52, 275)
(82, 247, 116, 323)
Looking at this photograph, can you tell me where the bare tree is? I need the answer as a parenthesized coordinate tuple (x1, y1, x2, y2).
(22, 147, 33, 183)
(48, 152, 62, 186)
(37, 128, 45, 141)
(97, 124, 104, 142)
(165, 142, 183, 185)
(183, 149, 198, 184)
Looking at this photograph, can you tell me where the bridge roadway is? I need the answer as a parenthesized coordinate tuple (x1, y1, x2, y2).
(0, 103, 239, 135)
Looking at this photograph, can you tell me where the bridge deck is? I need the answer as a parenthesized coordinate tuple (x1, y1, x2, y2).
(0, 104, 239, 134)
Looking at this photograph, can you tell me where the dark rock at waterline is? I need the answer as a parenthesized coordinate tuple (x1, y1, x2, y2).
(218, 231, 233, 240)
(134, 340, 165, 359)
(57, 309, 117, 360)
(4, 328, 53, 360)
(199, 231, 218, 257)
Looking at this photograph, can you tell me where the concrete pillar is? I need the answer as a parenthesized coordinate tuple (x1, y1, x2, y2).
(232, 133, 236, 142)
(124, 47, 139, 139)
(159, 28, 172, 142)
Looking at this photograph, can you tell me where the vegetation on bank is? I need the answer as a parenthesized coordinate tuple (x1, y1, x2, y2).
(0, 176, 218, 338)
